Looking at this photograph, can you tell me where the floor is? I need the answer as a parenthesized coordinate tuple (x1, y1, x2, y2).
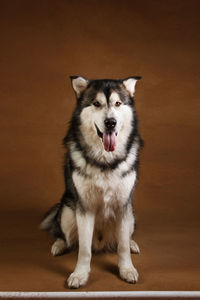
(0, 210, 199, 293)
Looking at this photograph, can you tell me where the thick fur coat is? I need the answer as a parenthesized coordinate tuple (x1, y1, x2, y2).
(40, 76, 143, 288)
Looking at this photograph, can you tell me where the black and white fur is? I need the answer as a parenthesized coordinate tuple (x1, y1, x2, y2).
(40, 76, 143, 288)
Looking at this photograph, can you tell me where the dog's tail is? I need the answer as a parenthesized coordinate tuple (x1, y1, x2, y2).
(40, 203, 60, 231)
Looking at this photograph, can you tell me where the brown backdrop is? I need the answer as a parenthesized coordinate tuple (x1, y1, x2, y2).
(0, 0, 199, 293)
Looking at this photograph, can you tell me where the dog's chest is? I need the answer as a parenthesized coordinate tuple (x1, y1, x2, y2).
(72, 166, 136, 214)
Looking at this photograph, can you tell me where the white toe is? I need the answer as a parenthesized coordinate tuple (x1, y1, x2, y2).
(130, 239, 140, 254)
(67, 272, 89, 289)
(120, 266, 139, 283)
(51, 239, 67, 256)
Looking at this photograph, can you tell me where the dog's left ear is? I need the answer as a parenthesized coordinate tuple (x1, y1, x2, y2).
(70, 76, 89, 98)
(122, 76, 142, 97)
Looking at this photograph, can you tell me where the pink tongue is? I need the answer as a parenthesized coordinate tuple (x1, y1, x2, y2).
(102, 132, 116, 152)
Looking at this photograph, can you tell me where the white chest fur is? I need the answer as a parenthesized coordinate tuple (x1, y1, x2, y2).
(70, 139, 138, 217)
(72, 167, 136, 216)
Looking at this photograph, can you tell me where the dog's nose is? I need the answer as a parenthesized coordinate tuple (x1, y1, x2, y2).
(104, 118, 117, 130)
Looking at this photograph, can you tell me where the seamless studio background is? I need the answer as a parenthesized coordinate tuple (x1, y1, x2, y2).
(0, 0, 199, 292)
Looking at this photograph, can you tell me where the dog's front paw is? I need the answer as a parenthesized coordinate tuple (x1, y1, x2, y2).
(119, 266, 139, 283)
(67, 271, 89, 289)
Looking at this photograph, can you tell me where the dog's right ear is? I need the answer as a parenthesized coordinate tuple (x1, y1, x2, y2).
(70, 76, 89, 98)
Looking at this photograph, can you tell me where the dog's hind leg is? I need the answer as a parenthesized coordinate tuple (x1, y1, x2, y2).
(51, 205, 77, 256)
(51, 238, 67, 256)
(61, 205, 77, 247)
(130, 239, 140, 254)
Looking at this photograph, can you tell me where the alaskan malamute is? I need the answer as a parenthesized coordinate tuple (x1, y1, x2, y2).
(40, 76, 143, 288)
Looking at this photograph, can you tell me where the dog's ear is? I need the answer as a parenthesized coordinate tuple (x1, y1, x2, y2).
(70, 76, 89, 98)
(122, 76, 142, 97)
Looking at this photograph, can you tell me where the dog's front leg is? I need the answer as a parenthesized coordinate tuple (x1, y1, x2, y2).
(117, 209, 139, 284)
(67, 210, 95, 289)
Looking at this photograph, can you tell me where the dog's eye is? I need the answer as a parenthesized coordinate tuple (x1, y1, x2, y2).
(93, 101, 101, 107)
(115, 101, 122, 107)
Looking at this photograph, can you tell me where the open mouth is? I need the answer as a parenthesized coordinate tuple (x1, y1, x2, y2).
(95, 124, 103, 139)
(95, 124, 117, 152)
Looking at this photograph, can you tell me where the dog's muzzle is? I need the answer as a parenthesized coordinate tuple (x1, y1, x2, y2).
(104, 118, 117, 130)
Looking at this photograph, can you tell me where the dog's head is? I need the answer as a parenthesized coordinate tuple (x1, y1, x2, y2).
(70, 76, 141, 153)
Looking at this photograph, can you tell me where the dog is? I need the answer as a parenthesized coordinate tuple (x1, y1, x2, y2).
(40, 76, 143, 288)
